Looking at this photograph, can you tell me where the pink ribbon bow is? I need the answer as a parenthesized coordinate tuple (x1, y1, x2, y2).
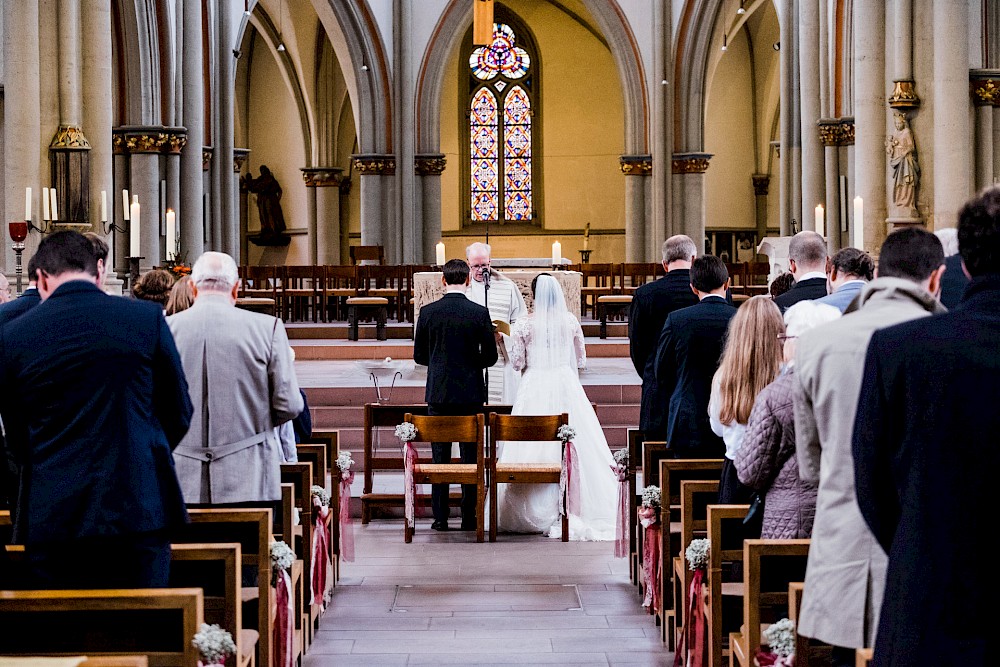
(639, 505, 661, 614)
(611, 464, 629, 558)
(559, 440, 581, 517)
(755, 651, 794, 666)
(311, 495, 332, 606)
(339, 470, 356, 563)
(674, 567, 707, 667)
(403, 441, 418, 528)
(273, 566, 294, 667)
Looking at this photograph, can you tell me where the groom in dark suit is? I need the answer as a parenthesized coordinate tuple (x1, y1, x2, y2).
(413, 259, 498, 531)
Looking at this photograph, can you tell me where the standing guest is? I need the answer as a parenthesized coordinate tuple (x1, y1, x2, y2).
(852, 188, 1000, 667)
(465, 242, 526, 404)
(413, 258, 498, 531)
(773, 231, 830, 311)
(768, 272, 795, 300)
(653, 255, 737, 458)
(935, 227, 969, 309)
(0, 231, 192, 589)
(735, 301, 840, 539)
(708, 295, 785, 504)
(794, 227, 946, 667)
(292, 389, 313, 444)
(166, 275, 196, 315)
(168, 251, 303, 507)
(133, 269, 175, 309)
(82, 232, 110, 288)
(628, 235, 699, 441)
(815, 248, 875, 313)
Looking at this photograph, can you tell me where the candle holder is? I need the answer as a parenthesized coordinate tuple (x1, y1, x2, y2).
(578, 249, 593, 264)
(103, 218, 127, 235)
(8, 221, 28, 295)
(27, 218, 51, 234)
(127, 256, 144, 293)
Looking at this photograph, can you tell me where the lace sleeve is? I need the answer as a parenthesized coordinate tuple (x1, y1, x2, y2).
(571, 315, 587, 369)
(510, 318, 530, 371)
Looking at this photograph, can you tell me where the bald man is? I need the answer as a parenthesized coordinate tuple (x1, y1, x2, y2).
(774, 231, 830, 311)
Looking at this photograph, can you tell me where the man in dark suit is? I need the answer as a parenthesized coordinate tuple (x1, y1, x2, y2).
(653, 255, 737, 457)
(628, 235, 699, 441)
(774, 231, 830, 311)
(413, 259, 498, 531)
(0, 231, 193, 589)
(852, 186, 1000, 667)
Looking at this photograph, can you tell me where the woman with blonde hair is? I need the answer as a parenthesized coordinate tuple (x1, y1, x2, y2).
(708, 295, 785, 506)
(165, 275, 195, 316)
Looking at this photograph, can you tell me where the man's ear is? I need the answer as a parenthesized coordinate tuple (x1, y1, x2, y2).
(230, 281, 240, 300)
(928, 264, 947, 297)
(465, 275, 471, 286)
(788, 258, 798, 274)
(689, 283, 698, 297)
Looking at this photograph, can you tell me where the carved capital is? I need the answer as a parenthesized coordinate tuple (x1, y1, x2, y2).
(49, 125, 92, 150)
(415, 154, 447, 175)
(203, 146, 213, 171)
(817, 117, 856, 146)
(301, 167, 345, 187)
(112, 135, 127, 155)
(234, 148, 251, 173)
(352, 154, 396, 175)
(888, 80, 920, 109)
(163, 133, 188, 154)
(126, 133, 169, 153)
(671, 152, 712, 174)
(751, 174, 771, 197)
(970, 71, 1000, 106)
(619, 154, 652, 175)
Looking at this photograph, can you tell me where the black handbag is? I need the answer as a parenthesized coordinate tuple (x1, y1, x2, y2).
(743, 491, 765, 527)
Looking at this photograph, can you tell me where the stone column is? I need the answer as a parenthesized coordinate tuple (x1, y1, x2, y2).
(853, 0, 887, 252)
(752, 174, 770, 247)
(778, 0, 794, 235)
(970, 74, 998, 190)
(798, 0, 824, 230)
(932, 0, 971, 229)
(394, 0, 416, 263)
(124, 130, 166, 270)
(651, 0, 672, 259)
(180, 0, 205, 259)
(112, 138, 130, 274)
(163, 130, 186, 260)
(887, 0, 919, 113)
(302, 168, 343, 265)
(671, 153, 712, 253)
(202, 148, 213, 248)
(82, 0, 113, 239)
(620, 156, 651, 261)
(339, 178, 352, 265)
(415, 155, 446, 262)
(352, 155, 395, 255)
(818, 118, 856, 252)
(216, 1, 236, 258)
(235, 148, 250, 263)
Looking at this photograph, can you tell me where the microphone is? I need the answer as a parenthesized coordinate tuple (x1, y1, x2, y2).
(482, 267, 491, 288)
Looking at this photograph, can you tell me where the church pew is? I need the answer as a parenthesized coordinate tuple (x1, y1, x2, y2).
(788, 579, 835, 667)
(0, 588, 203, 666)
(635, 441, 668, 598)
(280, 462, 315, 650)
(296, 442, 337, 595)
(671, 479, 720, 646)
(300, 430, 340, 582)
(625, 427, 643, 585)
(703, 504, 751, 667)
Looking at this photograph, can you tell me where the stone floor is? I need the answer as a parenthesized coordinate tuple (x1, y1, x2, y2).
(308, 521, 673, 666)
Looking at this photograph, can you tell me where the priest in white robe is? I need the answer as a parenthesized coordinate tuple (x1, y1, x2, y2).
(466, 242, 526, 405)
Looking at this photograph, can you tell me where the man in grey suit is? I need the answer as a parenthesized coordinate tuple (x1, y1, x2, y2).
(168, 251, 303, 507)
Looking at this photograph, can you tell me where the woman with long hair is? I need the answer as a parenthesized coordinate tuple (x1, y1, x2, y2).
(708, 295, 785, 505)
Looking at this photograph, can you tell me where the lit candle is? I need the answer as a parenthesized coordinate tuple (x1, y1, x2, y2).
(130, 198, 141, 257)
(122, 189, 130, 220)
(814, 204, 824, 238)
(551, 241, 562, 265)
(165, 209, 176, 260)
(101, 190, 107, 222)
(50, 189, 58, 222)
(42, 187, 50, 220)
(435, 241, 446, 266)
(853, 196, 864, 249)
(25, 187, 31, 221)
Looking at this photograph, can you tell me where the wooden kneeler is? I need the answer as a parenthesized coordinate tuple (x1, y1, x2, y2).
(403, 413, 487, 543)
(488, 412, 571, 543)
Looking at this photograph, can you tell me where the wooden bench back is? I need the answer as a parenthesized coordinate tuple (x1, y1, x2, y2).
(706, 504, 752, 667)
(487, 413, 568, 460)
(662, 458, 725, 515)
(169, 543, 243, 662)
(641, 441, 669, 488)
(296, 443, 329, 489)
(673, 479, 720, 634)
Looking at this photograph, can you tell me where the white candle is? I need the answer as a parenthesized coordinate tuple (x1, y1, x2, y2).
(122, 189, 130, 220)
(130, 199, 141, 257)
(165, 209, 176, 260)
(25, 187, 32, 221)
(814, 204, 824, 238)
(853, 196, 864, 249)
(435, 241, 446, 266)
(50, 189, 58, 222)
(551, 241, 562, 264)
(101, 190, 107, 222)
(42, 187, 50, 220)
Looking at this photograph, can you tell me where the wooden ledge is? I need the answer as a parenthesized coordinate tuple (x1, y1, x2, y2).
(346, 297, 389, 305)
(597, 295, 633, 303)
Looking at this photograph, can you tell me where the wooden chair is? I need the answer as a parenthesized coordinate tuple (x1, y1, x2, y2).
(597, 295, 632, 338)
(358, 264, 402, 320)
(703, 504, 751, 667)
(671, 479, 720, 645)
(320, 265, 359, 321)
(402, 412, 487, 543)
(241, 264, 279, 303)
(0, 588, 203, 666)
(729, 539, 811, 667)
(725, 262, 748, 295)
(621, 262, 662, 295)
(282, 265, 320, 323)
(400, 264, 435, 322)
(488, 412, 571, 543)
(349, 245, 385, 265)
(747, 261, 772, 295)
(579, 263, 617, 318)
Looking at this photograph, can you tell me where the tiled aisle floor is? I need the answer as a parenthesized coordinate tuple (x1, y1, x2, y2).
(309, 521, 673, 666)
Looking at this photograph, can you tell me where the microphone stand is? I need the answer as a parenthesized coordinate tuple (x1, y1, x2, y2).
(483, 216, 491, 403)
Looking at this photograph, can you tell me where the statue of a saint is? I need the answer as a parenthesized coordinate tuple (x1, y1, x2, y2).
(885, 111, 920, 217)
(241, 165, 287, 237)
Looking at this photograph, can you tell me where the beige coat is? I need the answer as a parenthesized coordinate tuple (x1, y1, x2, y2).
(792, 278, 945, 649)
(168, 294, 303, 504)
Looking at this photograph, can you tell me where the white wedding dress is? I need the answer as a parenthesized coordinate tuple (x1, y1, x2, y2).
(495, 275, 618, 541)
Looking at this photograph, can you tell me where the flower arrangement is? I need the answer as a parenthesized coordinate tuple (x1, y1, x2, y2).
(641, 485, 661, 510)
(395, 422, 417, 443)
(685, 538, 710, 571)
(311, 485, 330, 507)
(762, 618, 796, 658)
(192, 623, 237, 666)
(169, 263, 192, 278)
(270, 540, 295, 572)
(613, 448, 629, 469)
(557, 424, 577, 444)
(336, 450, 354, 475)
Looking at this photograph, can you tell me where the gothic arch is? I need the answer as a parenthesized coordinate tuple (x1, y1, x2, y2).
(112, 0, 164, 125)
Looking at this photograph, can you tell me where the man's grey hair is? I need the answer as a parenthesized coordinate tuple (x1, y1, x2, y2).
(788, 231, 828, 266)
(784, 300, 841, 338)
(466, 242, 491, 258)
(662, 235, 698, 264)
(934, 227, 959, 257)
(192, 251, 239, 291)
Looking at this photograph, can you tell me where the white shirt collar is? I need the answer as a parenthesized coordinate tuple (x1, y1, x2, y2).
(799, 271, 828, 282)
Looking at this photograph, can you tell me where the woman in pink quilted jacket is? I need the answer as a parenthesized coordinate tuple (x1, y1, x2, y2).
(734, 301, 840, 539)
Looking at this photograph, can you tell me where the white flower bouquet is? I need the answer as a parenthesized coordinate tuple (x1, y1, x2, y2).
(557, 424, 577, 444)
(641, 485, 661, 510)
(270, 540, 295, 572)
(762, 618, 796, 658)
(613, 448, 629, 469)
(336, 450, 354, 474)
(192, 622, 237, 666)
(685, 538, 710, 571)
(395, 422, 417, 443)
(311, 485, 330, 507)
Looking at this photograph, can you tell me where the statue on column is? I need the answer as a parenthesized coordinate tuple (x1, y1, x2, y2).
(242, 165, 290, 245)
(885, 111, 920, 218)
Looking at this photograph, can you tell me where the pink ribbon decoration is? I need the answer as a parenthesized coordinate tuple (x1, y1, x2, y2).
(403, 441, 417, 529)
(755, 651, 794, 666)
(273, 566, 294, 667)
(339, 470, 356, 563)
(611, 464, 629, 558)
(673, 567, 707, 667)
(559, 440, 581, 517)
(311, 495, 332, 606)
(639, 506, 661, 613)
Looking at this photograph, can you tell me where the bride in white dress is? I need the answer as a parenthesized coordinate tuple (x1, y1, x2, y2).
(496, 274, 618, 540)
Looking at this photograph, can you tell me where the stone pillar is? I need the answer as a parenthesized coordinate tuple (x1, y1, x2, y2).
(339, 178, 352, 265)
(672, 153, 712, 254)
(778, 0, 794, 235)
(798, 0, 824, 230)
(932, 0, 971, 229)
(415, 155, 446, 262)
(164, 131, 186, 260)
(121, 130, 166, 270)
(887, 0, 919, 113)
(394, 0, 416, 263)
(202, 147, 213, 248)
(752, 174, 770, 247)
(82, 0, 113, 239)
(352, 155, 396, 255)
(651, 0, 672, 259)
(971, 75, 999, 189)
(235, 149, 250, 263)
(180, 0, 205, 260)
(620, 156, 651, 261)
(216, 1, 236, 258)
(302, 168, 343, 265)
(853, 0, 887, 252)
(818, 118, 856, 252)
(112, 140, 130, 274)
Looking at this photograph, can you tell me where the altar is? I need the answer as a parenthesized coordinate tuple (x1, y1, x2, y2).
(413, 269, 582, 321)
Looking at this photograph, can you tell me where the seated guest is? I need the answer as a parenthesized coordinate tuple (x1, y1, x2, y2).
(166, 275, 195, 315)
(935, 227, 969, 309)
(133, 269, 175, 309)
(168, 251, 303, 507)
(735, 300, 840, 540)
(0, 231, 191, 589)
(816, 248, 875, 312)
(774, 231, 830, 311)
(769, 271, 794, 300)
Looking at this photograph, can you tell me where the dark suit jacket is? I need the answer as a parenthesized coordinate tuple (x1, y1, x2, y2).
(938, 253, 969, 310)
(853, 275, 1000, 667)
(292, 389, 312, 443)
(0, 281, 192, 546)
(628, 269, 699, 438)
(773, 276, 828, 311)
(0, 287, 41, 327)
(413, 292, 498, 405)
(653, 296, 737, 456)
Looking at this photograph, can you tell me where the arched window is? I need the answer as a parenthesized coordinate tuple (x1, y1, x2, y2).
(467, 21, 536, 225)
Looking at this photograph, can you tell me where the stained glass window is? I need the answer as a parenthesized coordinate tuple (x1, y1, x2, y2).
(469, 22, 533, 223)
